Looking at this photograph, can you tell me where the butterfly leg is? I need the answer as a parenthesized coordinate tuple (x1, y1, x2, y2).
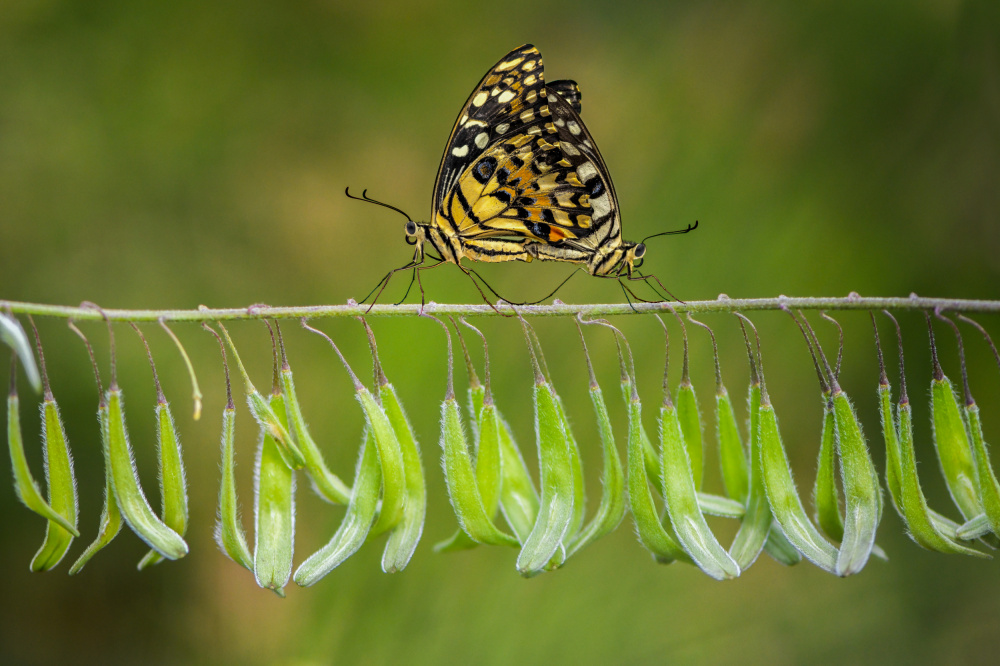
(626, 271, 684, 303)
(362, 258, 422, 312)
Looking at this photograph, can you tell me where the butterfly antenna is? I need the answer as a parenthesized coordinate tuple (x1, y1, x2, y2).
(345, 187, 413, 221)
(641, 220, 699, 244)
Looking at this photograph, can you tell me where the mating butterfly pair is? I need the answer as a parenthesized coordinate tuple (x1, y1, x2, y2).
(354, 44, 696, 307)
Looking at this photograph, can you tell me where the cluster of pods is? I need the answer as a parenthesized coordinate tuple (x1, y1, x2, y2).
(3, 305, 1000, 594)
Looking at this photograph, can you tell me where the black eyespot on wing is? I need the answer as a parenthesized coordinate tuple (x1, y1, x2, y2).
(586, 176, 604, 198)
(473, 156, 497, 184)
(528, 221, 551, 238)
(493, 189, 513, 205)
(495, 166, 510, 185)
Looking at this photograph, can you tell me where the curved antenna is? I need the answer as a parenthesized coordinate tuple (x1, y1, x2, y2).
(641, 220, 699, 244)
(345, 187, 413, 222)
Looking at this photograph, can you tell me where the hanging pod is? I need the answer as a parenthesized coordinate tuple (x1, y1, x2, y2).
(66, 320, 122, 573)
(7, 357, 79, 537)
(654, 316, 739, 579)
(792, 311, 883, 576)
(276, 325, 351, 505)
(293, 320, 406, 586)
(1, 312, 41, 393)
(431, 316, 518, 549)
(563, 318, 625, 558)
(940, 314, 1000, 541)
(925, 315, 984, 528)
(360, 318, 425, 573)
(131, 324, 190, 571)
(20, 318, 79, 571)
(514, 317, 576, 576)
(218, 323, 305, 470)
(872, 313, 984, 556)
(436, 319, 537, 552)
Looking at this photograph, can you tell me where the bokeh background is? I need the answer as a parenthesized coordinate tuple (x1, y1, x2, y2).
(2, 1, 1000, 663)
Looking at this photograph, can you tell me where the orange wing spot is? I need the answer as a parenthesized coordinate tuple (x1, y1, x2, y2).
(548, 227, 571, 241)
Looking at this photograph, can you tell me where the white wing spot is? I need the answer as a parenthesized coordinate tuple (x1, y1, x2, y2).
(459, 114, 469, 126)
(560, 141, 580, 156)
(577, 162, 598, 182)
(496, 123, 510, 134)
(474, 132, 489, 149)
(520, 109, 535, 123)
(591, 192, 612, 218)
(567, 120, 581, 135)
(452, 145, 470, 157)
(497, 89, 516, 104)
(497, 57, 524, 71)
(555, 118, 565, 127)
(524, 74, 537, 86)
(472, 92, 488, 107)
(522, 60, 537, 71)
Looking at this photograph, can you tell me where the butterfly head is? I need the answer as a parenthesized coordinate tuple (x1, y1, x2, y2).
(404, 219, 419, 244)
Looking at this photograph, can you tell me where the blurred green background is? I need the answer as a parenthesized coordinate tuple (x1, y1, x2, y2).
(2, 0, 1000, 663)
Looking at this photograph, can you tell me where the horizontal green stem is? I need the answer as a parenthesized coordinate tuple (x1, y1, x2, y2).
(3, 296, 999, 322)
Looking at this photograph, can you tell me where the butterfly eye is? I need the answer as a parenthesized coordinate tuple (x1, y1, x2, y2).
(634, 243, 646, 258)
(405, 221, 417, 236)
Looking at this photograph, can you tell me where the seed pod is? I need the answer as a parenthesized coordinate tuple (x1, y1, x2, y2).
(69, 403, 124, 574)
(432, 317, 518, 548)
(626, 385, 690, 565)
(1, 313, 41, 394)
(651, 318, 738, 579)
(497, 415, 540, 545)
(359, 318, 426, 572)
(277, 326, 351, 505)
(215, 402, 253, 569)
(294, 428, 381, 587)
(874, 315, 983, 556)
(132, 325, 189, 570)
(671, 317, 704, 491)
(727, 317, 774, 569)
(218, 323, 305, 469)
(942, 314, 1000, 541)
(927, 316, 982, 523)
(27, 320, 79, 572)
(526, 327, 586, 543)
(106, 388, 188, 560)
(6, 360, 79, 535)
(716, 386, 749, 504)
(515, 319, 575, 576)
(830, 389, 882, 576)
(253, 393, 296, 597)
(565, 322, 625, 557)
(378, 382, 426, 572)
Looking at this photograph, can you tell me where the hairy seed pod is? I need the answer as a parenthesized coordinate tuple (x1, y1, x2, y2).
(69, 404, 124, 574)
(253, 394, 296, 596)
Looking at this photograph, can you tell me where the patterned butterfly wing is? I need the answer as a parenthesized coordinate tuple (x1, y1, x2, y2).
(431, 44, 548, 233)
(442, 87, 621, 254)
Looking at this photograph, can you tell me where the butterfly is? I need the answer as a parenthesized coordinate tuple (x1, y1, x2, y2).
(353, 44, 696, 306)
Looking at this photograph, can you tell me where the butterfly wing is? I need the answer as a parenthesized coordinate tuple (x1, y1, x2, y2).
(431, 44, 548, 229)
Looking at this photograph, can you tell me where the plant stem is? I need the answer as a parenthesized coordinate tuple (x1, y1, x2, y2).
(2, 295, 999, 322)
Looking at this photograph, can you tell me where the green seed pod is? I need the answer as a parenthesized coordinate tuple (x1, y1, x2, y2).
(565, 324, 625, 557)
(215, 403, 253, 570)
(30, 395, 79, 572)
(813, 396, 844, 542)
(106, 388, 188, 561)
(440, 394, 518, 547)
(70, 403, 124, 574)
(729, 380, 774, 569)
(831, 389, 882, 576)
(378, 381, 426, 573)
(516, 380, 576, 576)
(762, 527, 803, 566)
(132, 325, 190, 570)
(716, 387, 749, 504)
(660, 400, 740, 579)
(759, 397, 837, 573)
(926, 319, 981, 522)
(497, 414, 540, 545)
(253, 394, 296, 597)
(6, 364, 79, 535)
(965, 404, 1000, 538)
(359, 387, 407, 537)
(695, 492, 746, 518)
(626, 393, 690, 565)
(294, 428, 382, 587)
(279, 343, 351, 504)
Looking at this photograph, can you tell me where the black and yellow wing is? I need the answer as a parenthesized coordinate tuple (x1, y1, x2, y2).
(432, 45, 622, 255)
